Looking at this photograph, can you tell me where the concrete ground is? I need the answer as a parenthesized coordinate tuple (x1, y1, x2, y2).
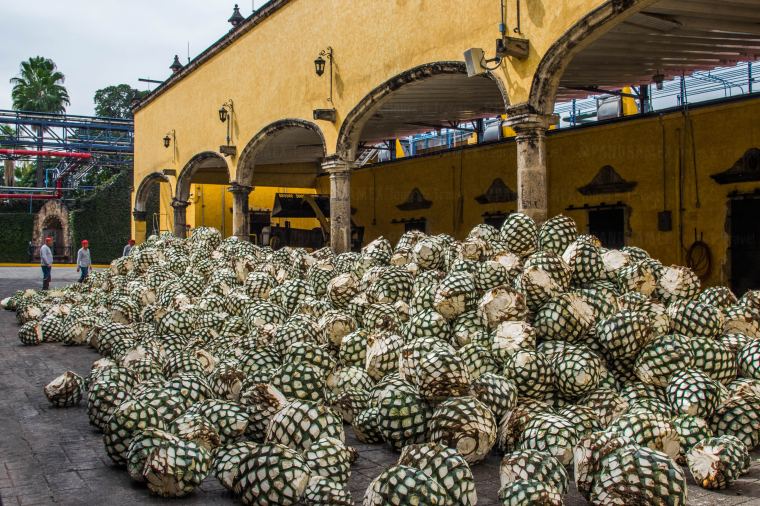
(0, 266, 758, 505)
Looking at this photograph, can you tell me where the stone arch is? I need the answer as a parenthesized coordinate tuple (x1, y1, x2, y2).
(236, 119, 326, 188)
(528, 0, 656, 114)
(133, 171, 171, 213)
(175, 151, 230, 203)
(33, 200, 71, 261)
(336, 61, 510, 161)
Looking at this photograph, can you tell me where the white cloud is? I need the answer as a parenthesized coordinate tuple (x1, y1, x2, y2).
(0, 0, 268, 116)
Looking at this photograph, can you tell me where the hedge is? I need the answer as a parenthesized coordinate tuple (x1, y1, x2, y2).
(70, 170, 131, 264)
(0, 213, 35, 262)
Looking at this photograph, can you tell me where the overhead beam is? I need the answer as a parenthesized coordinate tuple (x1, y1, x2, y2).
(656, 15, 760, 35)
(560, 86, 639, 98)
(649, 2, 760, 22)
(403, 121, 477, 133)
(579, 36, 760, 52)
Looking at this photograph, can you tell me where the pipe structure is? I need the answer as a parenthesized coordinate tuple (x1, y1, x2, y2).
(0, 149, 92, 159)
(0, 149, 92, 200)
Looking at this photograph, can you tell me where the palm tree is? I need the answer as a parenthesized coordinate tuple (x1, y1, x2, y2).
(10, 57, 70, 113)
(10, 57, 71, 186)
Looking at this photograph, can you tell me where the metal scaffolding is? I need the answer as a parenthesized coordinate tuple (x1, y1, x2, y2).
(0, 109, 133, 189)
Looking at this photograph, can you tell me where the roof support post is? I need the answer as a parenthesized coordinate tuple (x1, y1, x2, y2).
(322, 155, 352, 253)
(505, 104, 555, 225)
(229, 183, 253, 241)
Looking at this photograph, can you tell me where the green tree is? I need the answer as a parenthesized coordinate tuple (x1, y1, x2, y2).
(0, 125, 14, 146)
(10, 57, 70, 186)
(10, 57, 70, 113)
(13, 162, 36, 187)
(93, 84, 148, 118)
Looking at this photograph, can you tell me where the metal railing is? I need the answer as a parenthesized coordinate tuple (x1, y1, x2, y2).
(554, 61, 760, 128)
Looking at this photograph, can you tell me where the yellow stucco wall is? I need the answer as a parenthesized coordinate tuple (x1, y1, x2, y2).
(317, 97, 760, 288)
(133, 0, 502, 187)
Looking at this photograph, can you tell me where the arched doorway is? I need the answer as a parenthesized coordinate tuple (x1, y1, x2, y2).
(174, 152, 231, 238)
(337, 61, 509, 162)
(133, 171, 171, 242)
(42, 216, 64, 259)
(236, 119, 327, 246)
(33, 200, 71, 262)
(329, 61, 508, 250)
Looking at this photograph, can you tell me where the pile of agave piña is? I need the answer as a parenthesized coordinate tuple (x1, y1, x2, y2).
(3, 213, 760, 505)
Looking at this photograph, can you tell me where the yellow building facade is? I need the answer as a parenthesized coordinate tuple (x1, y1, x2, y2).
(131, 0, 760, 290)
(132, 0, 665, 250)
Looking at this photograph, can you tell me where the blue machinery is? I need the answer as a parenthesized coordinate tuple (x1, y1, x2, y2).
(0, 109, 133, 189)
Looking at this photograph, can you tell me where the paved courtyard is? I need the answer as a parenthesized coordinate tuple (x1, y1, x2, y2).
(0, 266, 758, 505)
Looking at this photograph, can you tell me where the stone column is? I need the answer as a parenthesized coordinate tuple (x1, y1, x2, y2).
(171, 199, 190, 238)
(228, 183, 253, 241)
(322, 155, 352, 253)
(505, 105, 555, 224)
(132, 210, 147, 243)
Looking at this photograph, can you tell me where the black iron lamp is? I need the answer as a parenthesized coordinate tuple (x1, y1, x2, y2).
(314, 56, 326, 77)
(219, 99, 234, 124)
(313, 47, 336, 121)
(314, 47, 334, 103)
(218, 100, 235, 155)
(163, 130, 175, 149)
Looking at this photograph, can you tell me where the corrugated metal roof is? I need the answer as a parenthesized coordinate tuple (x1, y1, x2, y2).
(558, 0, 760, 100)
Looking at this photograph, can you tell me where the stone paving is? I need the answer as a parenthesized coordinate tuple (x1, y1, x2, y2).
(0, 266, 758, 505)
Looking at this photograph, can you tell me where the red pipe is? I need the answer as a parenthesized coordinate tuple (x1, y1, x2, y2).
(0, 148, 92, 159)
(0, 193, 58, 200)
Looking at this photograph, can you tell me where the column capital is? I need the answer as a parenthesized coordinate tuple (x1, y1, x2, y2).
(171, 198, 190, 209)
(504, 103, 557, 133)
(132, 210, 147, 221)
(322, 154, 352, 174)
(228, 182, 253, 195)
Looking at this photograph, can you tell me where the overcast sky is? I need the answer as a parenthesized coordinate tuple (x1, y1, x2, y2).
(0, 1, 268, 116)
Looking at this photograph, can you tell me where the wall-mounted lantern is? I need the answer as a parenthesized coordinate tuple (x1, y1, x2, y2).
(314, 47, 334, 103)
(218, 100, 236, 155)
(163, 130, 175, 149)
(313, 47, 336, 122)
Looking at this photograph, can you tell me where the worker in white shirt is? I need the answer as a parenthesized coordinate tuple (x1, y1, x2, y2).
(40, 237, 53, 290)
(123, 238, 135, 257)
(76, 240, 91, 283)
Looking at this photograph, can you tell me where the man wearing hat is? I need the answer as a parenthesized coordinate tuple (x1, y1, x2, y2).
(40, 236, 54, 290)
(123, 238, 135, 257)
(76, 240, 91, 283)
